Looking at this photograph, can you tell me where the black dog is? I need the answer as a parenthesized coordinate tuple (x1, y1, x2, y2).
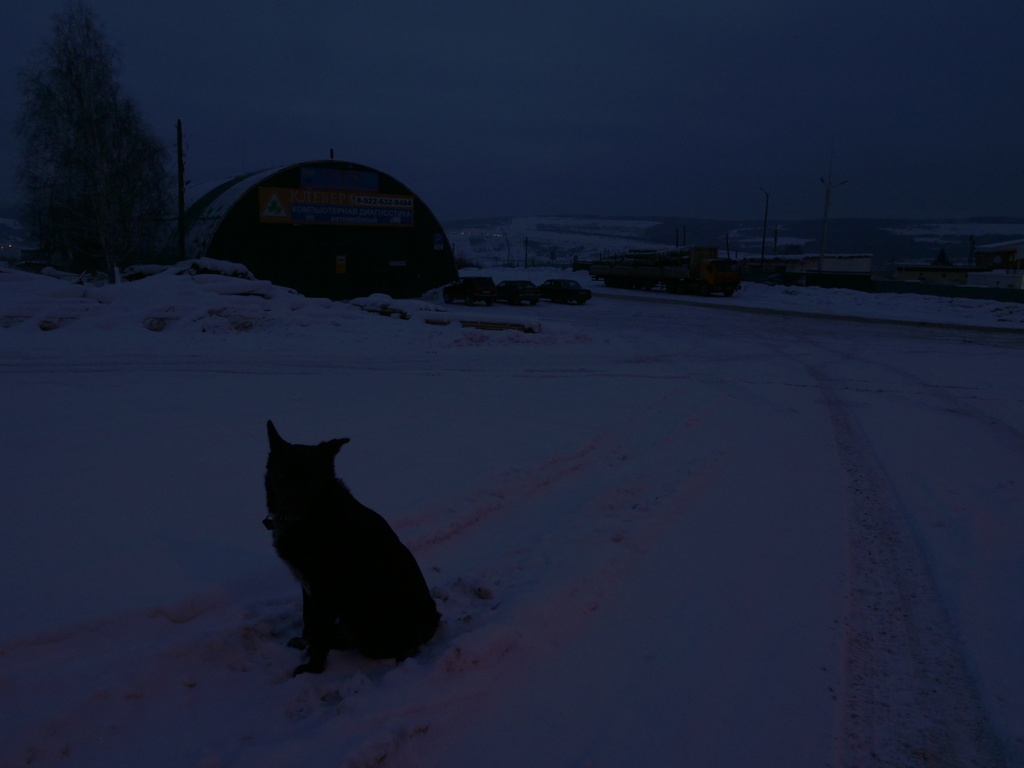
(264, 420, 440, 675)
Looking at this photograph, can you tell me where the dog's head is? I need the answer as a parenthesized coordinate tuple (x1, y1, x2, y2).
(264, 420, 350, 529)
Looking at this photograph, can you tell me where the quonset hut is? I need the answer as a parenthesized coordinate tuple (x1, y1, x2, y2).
(180, 160, 457, 299)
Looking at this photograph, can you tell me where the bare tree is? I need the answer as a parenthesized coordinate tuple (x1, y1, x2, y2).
(15, 2, 170, 278)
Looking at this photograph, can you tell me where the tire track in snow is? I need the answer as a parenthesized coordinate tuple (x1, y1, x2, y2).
(415, 406, 734, 749)
(401, 383, 727, 556)
(836, 342, 1024, 456)
(399, 384, 731, 646)
(399, 383, 732, 656)
(809, 365, 1008, 767)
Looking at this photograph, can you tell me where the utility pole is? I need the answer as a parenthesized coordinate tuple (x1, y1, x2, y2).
(176, 119, 186, 262)
(759, 187, 770, 269)
(819, 166, 847, 267)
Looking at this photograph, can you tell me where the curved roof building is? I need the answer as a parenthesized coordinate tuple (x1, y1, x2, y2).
(180, 160, 457, 299)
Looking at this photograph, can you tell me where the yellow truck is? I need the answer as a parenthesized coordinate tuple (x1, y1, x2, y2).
(587, 247, 741, 297)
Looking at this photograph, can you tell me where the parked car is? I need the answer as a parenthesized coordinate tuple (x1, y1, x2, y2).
(495, 280, 540, 305)
(538, 278, 592, 304)
(443, 276, 497, 305)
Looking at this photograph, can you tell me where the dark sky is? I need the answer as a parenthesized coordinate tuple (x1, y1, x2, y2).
(3, 0, 1023, 222)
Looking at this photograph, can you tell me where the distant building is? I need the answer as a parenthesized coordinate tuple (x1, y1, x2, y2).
(893, 265, 975, 284)
(178, 160, 457, 299)
(0, 245, 23, 265)
(974, 239, 1024, 271)
(965, 271, 1024, 290)
(796, 254, 873, 273)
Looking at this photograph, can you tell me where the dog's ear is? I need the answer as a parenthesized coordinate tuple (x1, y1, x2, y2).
(267, 420, 287, 449)
(322, 437, 351, 455)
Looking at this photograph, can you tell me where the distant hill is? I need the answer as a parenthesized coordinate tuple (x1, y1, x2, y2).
(445, 216, 1024, 272)
(5, 209, 1024, 272)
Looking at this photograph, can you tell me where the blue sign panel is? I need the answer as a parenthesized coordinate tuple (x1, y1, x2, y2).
(300, 167, 380, 192)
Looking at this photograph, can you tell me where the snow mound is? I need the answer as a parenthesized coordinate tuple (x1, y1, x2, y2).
(0, 261, 367, 333)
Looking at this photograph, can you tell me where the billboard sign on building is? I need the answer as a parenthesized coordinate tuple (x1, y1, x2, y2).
(258, 187, 414, 227)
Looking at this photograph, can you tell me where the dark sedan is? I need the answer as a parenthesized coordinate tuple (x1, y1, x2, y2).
(495, 280, 541, 305)
(442, 276, 497, 305)
(538, 278, 592, 304)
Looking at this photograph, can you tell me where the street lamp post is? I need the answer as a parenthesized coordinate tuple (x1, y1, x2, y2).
(177, 119, 186, 263)
(759, 187, 770, 269)
(819, 171, 847, 267)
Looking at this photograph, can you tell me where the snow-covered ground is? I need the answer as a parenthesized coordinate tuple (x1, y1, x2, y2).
(2, 263, 1023, 767)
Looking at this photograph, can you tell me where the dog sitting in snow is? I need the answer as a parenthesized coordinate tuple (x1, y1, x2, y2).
(263, 420, 440, 675)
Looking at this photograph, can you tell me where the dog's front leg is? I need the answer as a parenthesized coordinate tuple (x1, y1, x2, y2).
(292, 588, 331, 675)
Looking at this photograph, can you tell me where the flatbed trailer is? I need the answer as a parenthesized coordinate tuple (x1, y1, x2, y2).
(587, 247, 741, 296)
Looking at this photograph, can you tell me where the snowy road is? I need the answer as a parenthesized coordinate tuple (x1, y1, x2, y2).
(1, 287, 1023, 767)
